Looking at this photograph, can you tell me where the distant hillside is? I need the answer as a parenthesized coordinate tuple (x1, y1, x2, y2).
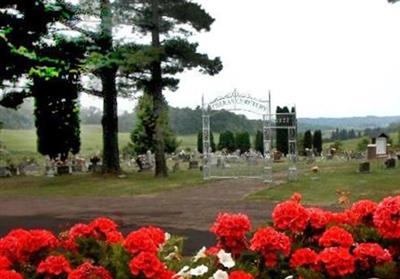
(300, 116, 400, 130)
(1, 101, 400, 135)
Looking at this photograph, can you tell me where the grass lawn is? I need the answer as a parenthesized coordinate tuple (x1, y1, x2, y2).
(0, 169, 204, 198)
(249, 160, 400, 206)
(1, 125, 198, 156)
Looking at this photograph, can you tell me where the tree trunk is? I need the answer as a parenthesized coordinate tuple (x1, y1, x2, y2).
(99, 0, 121, 174)
(101, 68, 120, 173)
(150, 0, 168, 177)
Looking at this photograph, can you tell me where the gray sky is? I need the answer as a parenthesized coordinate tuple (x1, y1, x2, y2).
(81, 0, 400, 118)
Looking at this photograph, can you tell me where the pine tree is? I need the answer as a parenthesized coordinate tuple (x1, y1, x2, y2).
(313, 130, 323, 155)
(218, 131, 235, 152)
(196, 130, 215, 153)
(118, 0, 223, 177)
(254, 130, 263, 154)
(235, 132, 251, 153)
(303, 130, 313, 151)
(131, 94, 179, 155)
(276, 106, 289, 155)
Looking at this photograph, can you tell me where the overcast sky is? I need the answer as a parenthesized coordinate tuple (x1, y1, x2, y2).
(81, 0, 400, 118)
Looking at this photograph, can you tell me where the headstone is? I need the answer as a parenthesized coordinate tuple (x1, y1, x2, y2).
(0, 167, 12, 178)
(57, 165, 71, 175)
(385, 158, 396, 169)
(188, 160, 199, 170)
(273, 151, 282, 162)
(173, 161, 180, 172)
(359, 161, 370, 173)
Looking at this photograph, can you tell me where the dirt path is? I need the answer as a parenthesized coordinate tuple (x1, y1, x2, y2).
(0, 179, 275, 253)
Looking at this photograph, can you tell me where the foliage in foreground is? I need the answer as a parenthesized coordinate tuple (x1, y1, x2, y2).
(2, 193, 400, 278)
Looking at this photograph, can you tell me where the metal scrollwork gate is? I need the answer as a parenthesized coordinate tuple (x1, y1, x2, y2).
(202, 90, 297, 183)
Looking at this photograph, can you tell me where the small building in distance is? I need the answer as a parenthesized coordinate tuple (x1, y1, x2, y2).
(367, 133, 390, 160)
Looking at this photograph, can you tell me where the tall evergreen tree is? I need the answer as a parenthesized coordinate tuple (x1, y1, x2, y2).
(196, 130, 215, 153)
(303, 130, 313, 151)
(0, 1, 85, 160)
(313, 130, 323, 155)
(218, 131, 235, 152)
(276, 106, 289, 155)
(118, 0, 223, 177)
(254, 130, 263, 154)
(235, 132, 251, 153)
(130, 94, 179, 155)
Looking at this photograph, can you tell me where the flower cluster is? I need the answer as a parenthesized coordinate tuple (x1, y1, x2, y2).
(250, 227, 291, 267)
(373, 195, 400, 239)
(272, 193, 309, 233)
(3, 194, 400, 278)
(210, 213, 251, 256)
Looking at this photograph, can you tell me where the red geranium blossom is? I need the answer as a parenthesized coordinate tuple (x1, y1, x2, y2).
(37, 255, 72, 276)
(210, 213, 251, 256)
(290, 248, 319, 270)
(272, 195, 309, 233)
(129, 252, 168, 278)
(373, 195, 400, 239)
(0, 229, 58, 263)
(68, 262, 112, 279)
(0, 256, 11, 270)
(306, 207, 329, 230)
(326, 211, 352, 225)
(318, 226, 353, 248)
(353, 243, 392, 270)
(318, 247, 355, 277)
(0, 270, 23, 279)
(349, 200, 377, 225)
(250, 227, 291, 268)
(229, 270, 254, 279)
(124, 227, 165, 256)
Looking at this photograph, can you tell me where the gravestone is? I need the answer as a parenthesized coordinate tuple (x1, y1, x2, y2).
(359, 161, 370, 173)
(385, 158, 396, 169)
(0, 167, 12, 178)
(188, 160, 199, 170)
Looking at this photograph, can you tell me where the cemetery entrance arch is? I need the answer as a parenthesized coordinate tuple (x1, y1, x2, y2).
(202, 90, 297, 182)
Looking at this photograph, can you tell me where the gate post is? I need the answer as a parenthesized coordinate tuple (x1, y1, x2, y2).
(202, 96, 211, 180)
(288, 108, 298, 181)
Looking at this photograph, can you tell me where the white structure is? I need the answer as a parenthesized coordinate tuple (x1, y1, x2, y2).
(202, 90, 297, 183)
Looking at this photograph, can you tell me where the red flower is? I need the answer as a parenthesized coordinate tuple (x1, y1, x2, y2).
(290, 248, 318, 270)
(272, 199, 309, 233)
(229, 270, 254, 279)
(37, 255, 72, 276)
(250, 227, 291, 268)
(349, 200, 377, 225)
(68, 224, 93, 241)
(353, 243, 392, 270)
(29, 230, 59, 253)
(317, 247, 355, 277)
(373, 195, 400, 239)
(0, 270, 23, 279)
(129, 252, 167, 278)
(0, 229, 58, 263)
(326, 211, 352, 225)
(68, 262, 112, 279)
(306, 208, 329, 230)
(210, 213, 251, 256)
(124, 227, 165, 256)
(0, 256, 11, 271)
(318, 226, 353, 248)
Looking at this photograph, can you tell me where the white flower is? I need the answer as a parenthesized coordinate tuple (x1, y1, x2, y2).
(284, 276, 294, 279)
(212, 270, 229, 279)
(175, 266, 190, 277)
(217, 249, 235, 269)
(165, 232, 171, 241)
(193, 246, 207, 262)
(189, 265, 209, 276)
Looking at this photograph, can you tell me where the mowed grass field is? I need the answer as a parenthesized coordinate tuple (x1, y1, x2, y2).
(249, 160, 400, 206)
(0, 125, 198, 157)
